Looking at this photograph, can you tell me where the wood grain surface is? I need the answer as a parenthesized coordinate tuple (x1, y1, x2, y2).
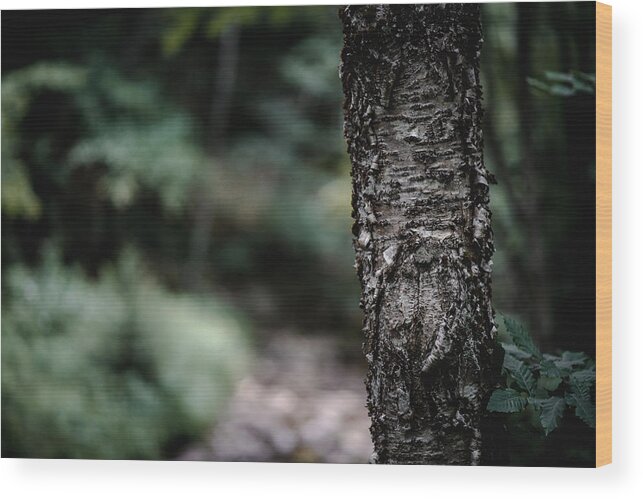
(596, 1, 612, 468)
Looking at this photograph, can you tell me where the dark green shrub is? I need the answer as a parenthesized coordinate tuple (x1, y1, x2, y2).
(1, 249, 250, 459)
(488, 316, 596, 433)
(484, 316, 596, 466)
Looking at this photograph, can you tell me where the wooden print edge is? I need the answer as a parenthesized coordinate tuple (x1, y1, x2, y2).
(595, 0, 612, 468)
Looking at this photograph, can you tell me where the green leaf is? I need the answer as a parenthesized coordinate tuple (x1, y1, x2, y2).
(500, 342, 532, 360)
(539, 359, 562, 378)
(567, 371, 596, 428)
(549, 84, 575, 97)
(573, 396, 596, 428)
(206, 8, 260, 38)
(503, 354, 536, 395)
(539, 396, 566, 435)
(562, 351, 589, 363)
(570, 368, 596, 386)
(544, 70, 575, 83)
(524, 402, 543, 430)
(162, 9, 201, 57)
(554, 351, 589, 371)
(504, 317, 541, 359)
(527, 71, 595, 97)
(487, 389, 527, 413)
(538, 376, 562, 392)
(569, 370, 594, 396)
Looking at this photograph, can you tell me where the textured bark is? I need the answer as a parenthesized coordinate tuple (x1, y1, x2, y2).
(340, 4, 501, 465)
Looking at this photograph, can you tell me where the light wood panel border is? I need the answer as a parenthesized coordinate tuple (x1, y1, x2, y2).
(596, 1, 612, 468)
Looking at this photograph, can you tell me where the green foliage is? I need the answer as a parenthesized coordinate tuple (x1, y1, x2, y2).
(1, 63, 87, 219)
(527, 71, 596, 97)
(487, 316, 596, 435)
(162, 9, 201, 56)
(487, 388, 528, 413)
(502, 352, 536, 395)
(162, 6, 332, 56)
(67, 114, 203, 211)
(482, 0, 597, 365)
(194, 23, 359, 326)
(1, 248, 250, 459)
(567, 371, 597, 428)
(1, 62, 205, 217)
(502, 316, 541, 359)
(538, 396, 565, 436)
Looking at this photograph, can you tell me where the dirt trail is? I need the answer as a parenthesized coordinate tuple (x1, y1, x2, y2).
(179, 332, 373, 463)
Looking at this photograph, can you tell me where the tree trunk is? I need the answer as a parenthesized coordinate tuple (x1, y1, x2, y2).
(185, 24, 239, 290)
(340, 4, 501, 465)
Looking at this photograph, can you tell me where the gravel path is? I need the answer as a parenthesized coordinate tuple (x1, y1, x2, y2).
(179, 332, 373, 463)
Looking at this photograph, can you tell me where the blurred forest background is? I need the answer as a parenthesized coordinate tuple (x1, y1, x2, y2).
(1, 3, 596, 465)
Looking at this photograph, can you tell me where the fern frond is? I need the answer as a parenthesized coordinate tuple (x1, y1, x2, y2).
(504, 317, 541, 359)
(503, 353, 536, 395)
(538, 396, 566, 435)
(487, 389, 528, 413)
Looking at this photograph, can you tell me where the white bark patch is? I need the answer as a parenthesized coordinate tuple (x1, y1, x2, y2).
(383, 244, 398, 265)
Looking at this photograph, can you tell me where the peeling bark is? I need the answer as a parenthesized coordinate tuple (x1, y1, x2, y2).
(340, 4, 502, 465)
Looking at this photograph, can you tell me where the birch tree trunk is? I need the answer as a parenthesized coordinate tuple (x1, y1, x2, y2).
(340, 4, 502, 465)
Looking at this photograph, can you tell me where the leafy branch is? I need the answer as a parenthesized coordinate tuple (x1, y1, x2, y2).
(487, 316, 596, 435)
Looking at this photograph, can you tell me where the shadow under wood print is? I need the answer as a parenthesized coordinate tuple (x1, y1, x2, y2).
(1, 2, 610, 466)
